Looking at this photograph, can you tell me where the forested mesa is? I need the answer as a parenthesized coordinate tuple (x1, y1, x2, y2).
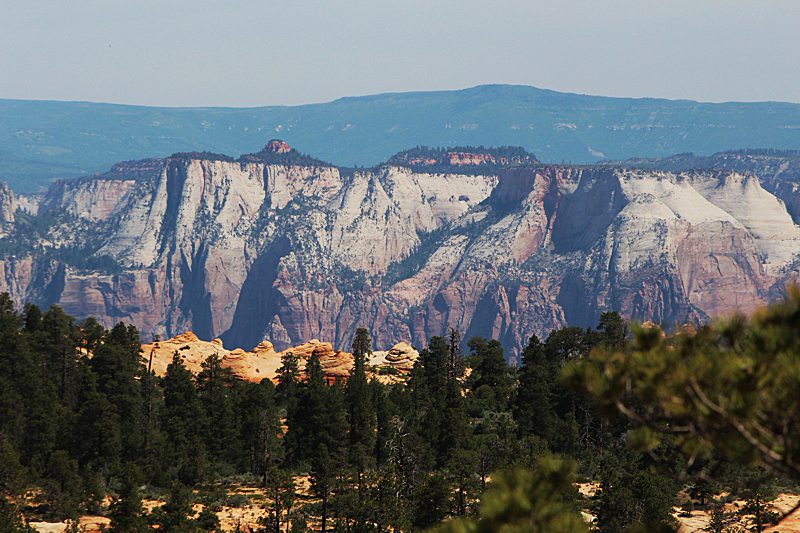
(3, 292, 800, 533)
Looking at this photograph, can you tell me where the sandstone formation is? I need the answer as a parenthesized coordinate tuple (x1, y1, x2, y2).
(370, 342, 419, 372)
(139, 333, 418, 382)
(3, 142, 800, 360)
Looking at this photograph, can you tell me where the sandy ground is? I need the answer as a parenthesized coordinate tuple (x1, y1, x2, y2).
(676, 493, 800, 533)
(27, 478, 800, 533)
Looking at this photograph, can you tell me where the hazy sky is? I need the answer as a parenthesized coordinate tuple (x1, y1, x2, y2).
(2, 0, 799, 107)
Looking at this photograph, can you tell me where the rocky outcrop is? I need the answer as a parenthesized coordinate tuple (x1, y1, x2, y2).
(15, 193, 41, 215)
(0, 182, 15, 223)
(264, 139, 291, 154)
(370, 342, 419, 372)
(3, 146, 800, 360)
(139, 333, 417, 382)
(38, 178, 137, 221)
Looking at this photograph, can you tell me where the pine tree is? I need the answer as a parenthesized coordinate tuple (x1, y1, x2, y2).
(469, 338, 513, 413)
(563, 285, 800, 481)
(74, 367, 121, 477)
(236, 379, 282, 482)
(514, 334, 557, 443)
(347, 328, 375, 508)
(430, 458, 587, 533)
(0, 434, 29, 533)
(264, 467, 295, 533)
(89, 322, 145, 464)
(348, 328, 374, 450)
(109, 462, 148, 533)
(276, 351, 300, 413)
(156, 481, 199, 533)
(197, 354, 237, 465)
(311, 443, 333, 533)
(738, 471, 779, 533)
(372, 380, 393, 466)
(162, 353, 208, 484)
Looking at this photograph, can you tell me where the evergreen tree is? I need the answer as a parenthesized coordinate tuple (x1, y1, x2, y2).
(162, 353, 208, 484)
(563, 285, 800, 481)
(514, 334, 557, 443)
(347, 328, 375, 509)
(39, 305, 80, 407)
(89, 322, 145, 464)
(109, 462, 148, 533)
(286, 355, 347, 466)
(73, 366, 122, 477)
(197, 354, 237, 466)
(276, 352, 300, 414)
(468, 338, 513, 413)
(156, 481, 199, 533)
(43, 450, 83, 521)
(596, 311, 628, 349)
(372, 380, 393, 466)
(430, 458, 587, 533)
(413, 473, 451, 531)
(236, 379, 282, 482)
(347, 328, 374, 451)
(264, 467, 295, 533)
(408, 336, 450, 468)
(738, 471, 779, 533)
(594, 453, 677, 533)
(447, 327, 464, 380)
(0, 434, 29, 533)
(310, 444, 334, 533)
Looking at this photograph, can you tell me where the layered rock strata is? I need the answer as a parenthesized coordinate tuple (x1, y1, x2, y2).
(1, 144, 799, 360)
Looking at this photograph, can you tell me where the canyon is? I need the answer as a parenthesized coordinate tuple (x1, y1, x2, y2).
(2, 143, 800, 362)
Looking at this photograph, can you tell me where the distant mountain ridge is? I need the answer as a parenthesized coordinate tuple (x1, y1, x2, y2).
(2, 84, 800, 192)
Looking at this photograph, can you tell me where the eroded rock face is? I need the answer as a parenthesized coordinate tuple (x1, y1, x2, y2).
(0, 182, 16, 223)
(38, 178, 137, 221)
(139, 333, 414, 382)
(2, 151, 799, 360)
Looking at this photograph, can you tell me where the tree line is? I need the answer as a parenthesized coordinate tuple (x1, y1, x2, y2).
(0, 291, 793, 533)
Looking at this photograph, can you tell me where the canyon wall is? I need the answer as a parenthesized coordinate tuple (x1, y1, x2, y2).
(2, 149, 798, 360)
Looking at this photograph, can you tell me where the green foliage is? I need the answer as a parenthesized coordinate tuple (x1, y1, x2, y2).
(563, 286, 800, 479)
(162, 354, 208, 485)
(0, 210, 122, 275)
(11, 286, 781, 533)
(154, 481, 200, 533)
(168, 151, 235, 162)
(430, 458, 587, 533)
(737, 470, 780, 533)
(285, 355, 347, 467)
(594, 452, 678, 533)
(348, 328, 374, 451)
(467, 338, 514, 413)
(239, 147, 332, 167)
(0, 435, 30, 533)
(263, 467, 296, 533)
(387, 145, 538, 175)
(109, 462, 148, 533)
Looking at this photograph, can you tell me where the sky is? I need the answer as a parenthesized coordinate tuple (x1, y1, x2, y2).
(2, 0, 800, 107)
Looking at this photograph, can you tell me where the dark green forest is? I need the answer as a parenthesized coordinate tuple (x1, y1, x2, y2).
(0, 293, 793, 533)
